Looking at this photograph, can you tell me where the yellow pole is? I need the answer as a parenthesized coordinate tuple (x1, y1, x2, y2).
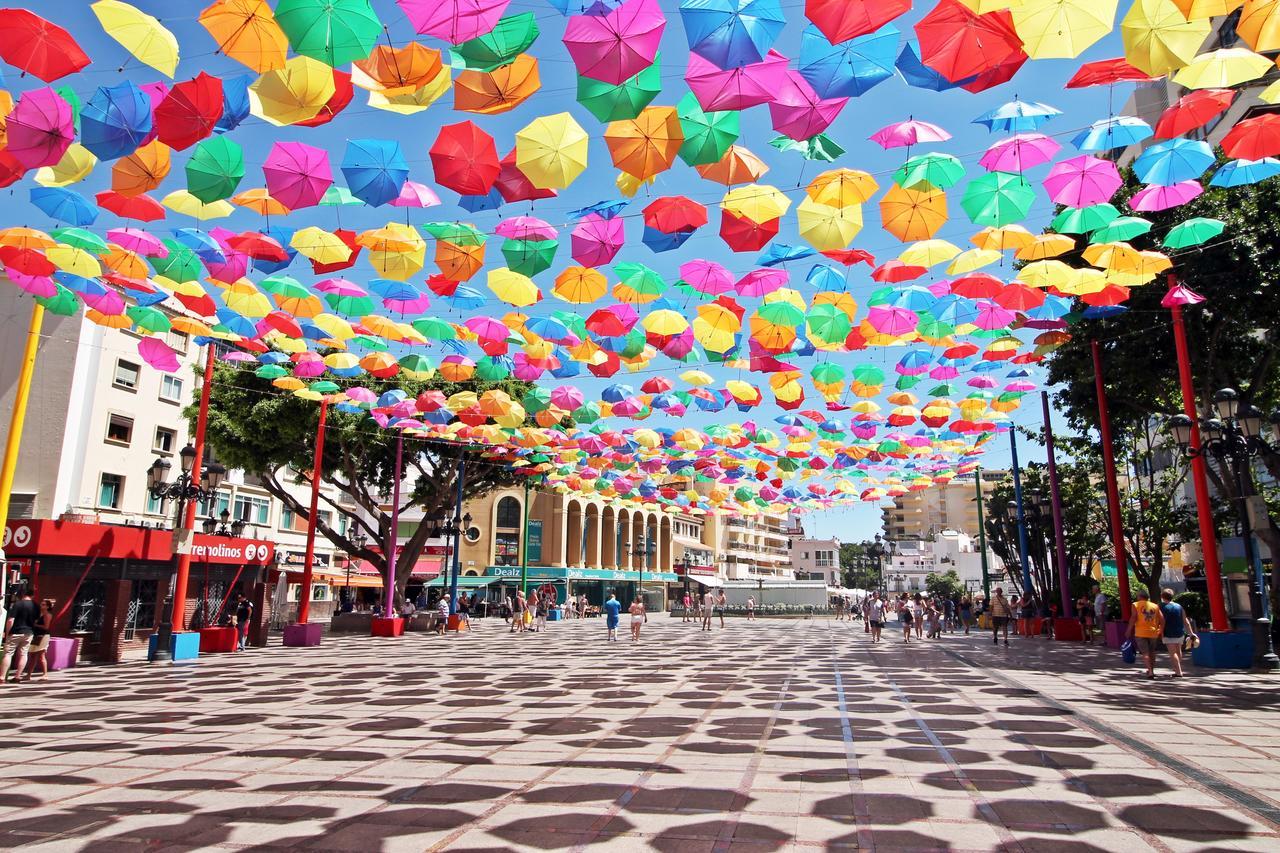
(0, 303, 44, 528)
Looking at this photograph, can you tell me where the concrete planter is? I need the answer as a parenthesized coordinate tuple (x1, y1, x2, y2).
(148, 630, 199, 662)
(282, 622, 323, 647)
(1192, 630, 1253, 669)
(330, 612, 374, 633)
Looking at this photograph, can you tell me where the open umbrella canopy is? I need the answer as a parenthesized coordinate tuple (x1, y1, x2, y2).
(914, 0, 1025, 83)
(454, 53, 540, 114)
(606, 106, 684, 179)
(198, 0, 288, 73)
(80, 81, 152, 161)
(249, 56, 336, 126)
(685, 48, 788, 111)
(430, 121, 500, 196)
(273, 0, 381, 67)
(578, 54, 663, 123)
(341, 138, 408, 206)
(186, 136, 244, 202)
(563, 0, 666, 85)
(798, 22, 898, 99)
(679, 0, 787, 69)
(515, 112, 589, 190)
(91, 0, 180, 77)
(1011, 0, 1118, 59)
(400, 0, 510, 44)
(0, 9, 90, 82)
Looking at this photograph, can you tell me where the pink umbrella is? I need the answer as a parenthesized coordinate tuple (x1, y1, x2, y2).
(768, 69, 848, 141)
(866, 305, 919, 335)
(495, 215, 556, 241)
(967, 375, 998, 388)
(107, 227, 168, 257)
(293, 353, 327, 378)
(571, 213, 625, 266)
(551, 385, 584, 410)
(972, 300, 1016, 330)
(1043, 155, 1120, 207)
(382, 290, 431, 315)
(390, 180, 441, 208)
(464, 316, 509, 340)
(5, 271, 55, 297)
(870, 118, 950, 150)
(563, 0, 665, 85)
(929, 365, 960, 379)
(398, 0, 510, 44)
(6, 87, 74, 168)
(1161, 282, 1205, 307)
(660, 329, 694, 359)
(347, 387, 378, 403)
(138, 337, 180, 372)
(204, 246, 250, 285)
(85, 290, 126, 315)
(223, 351, 256, 363)
(735, 268, 789, 297)
(679, 259, 733, 294)
(978, 133, 1060, 172)
(686, 49, 789, 112)
(613, 397, 645, 417)
(1130, 180, 1203, 212)
(511, 354, 545, 381)
(315, 277, 366, 296)
(263, 141, 332, 210)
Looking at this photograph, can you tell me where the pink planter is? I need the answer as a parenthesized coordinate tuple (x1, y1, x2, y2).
(283, 622, 323, 647)
(45, 636, 79, 671)
(1103, 621, 1126, 649)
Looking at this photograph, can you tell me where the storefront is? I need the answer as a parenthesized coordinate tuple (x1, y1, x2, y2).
(2, 519, 275, 662)
(425, 565, 679, 611)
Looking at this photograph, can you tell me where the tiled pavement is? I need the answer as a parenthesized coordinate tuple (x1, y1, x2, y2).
(1, 616, 1279, 852)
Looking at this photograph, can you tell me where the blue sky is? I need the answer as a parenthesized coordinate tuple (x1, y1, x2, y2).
(6, 0, 1142, 541)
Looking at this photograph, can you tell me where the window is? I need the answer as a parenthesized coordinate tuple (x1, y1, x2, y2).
(233, 494, 270, 525)
(153, 427, 176, 454)
(495, 532, 519, 566)
(166, 329, 189, 353)
(105, 414, 133, 446)
(281, 506, 294, 529)
(496, 496, 521, 528)
(123, 579, 158, 640)
(145, 492, 167, 516)
(198, 490, 231, 518)
(159, 375, 184, 403)
(98, 474, 123, 509)
(113, 360, 140, 391)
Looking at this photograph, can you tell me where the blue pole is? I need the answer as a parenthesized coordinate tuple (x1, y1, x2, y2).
(448, 459, 466, 615)
(1009, 429, 1034, 598)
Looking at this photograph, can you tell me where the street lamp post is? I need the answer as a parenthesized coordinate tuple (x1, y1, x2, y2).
(345, 531, 368, 608)
(629, 535, 655, 607)
(1168, 389, 1280, 671)
(202, 508, 246, 538)
(146, 445, 226, 662)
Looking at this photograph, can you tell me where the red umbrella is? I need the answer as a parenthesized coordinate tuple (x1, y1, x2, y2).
(295, 69, 353, 128)
(1065, 58, 1158, 89)
(228, 232, 288, 262)
(95, 190, 166, 221)
(1154, 89, 1235, 140)
(6, 87, 75, 168)
(0, 9, 90, 82)
(1221, 113, 1280, 161)
(0, 149, 24, 188)
(311, 228, 361, 274)
(720, 210, 779, 252)
(430, 121, 500, 196)
(806, 0, 911, 44)
(950, 273, 1004, 299)
(871, 260, 926, 283)
(958, 51, 1026, 93)
(495, 149, 556, 203)
(643, 196, 707, 232)
(153, 72, 224, 150)
(822, 248, 875, 266)
(993, 282, 1045, 312)
(914, 0, 1023, 83)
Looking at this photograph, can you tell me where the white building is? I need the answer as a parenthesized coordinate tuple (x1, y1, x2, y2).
(885, 529, 1002, 595)
(786, 512, 841, 587)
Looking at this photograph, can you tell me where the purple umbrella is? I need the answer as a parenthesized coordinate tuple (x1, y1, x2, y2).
(1042, 155, 1120, 207)
(768, 69, 848, 141)
(679, 258, 733, 294)
(571, 213, 625, 266)
(866, 305, 918, 335)
(1130, 180, 1203, 212)
(978, 133, 1060, 172)
(263, 141, 332, 210)
(398, 0, 510, 44)
(870, 118, 950, 150)
(735, 268, 789, 297)
(686, 49, 788, 112)
(972, 300, 1015, 330)
(390, 180, 441, 208)
(563, 0, 666, 85)
(495, 215, 557, 241)
(6, 87, 74, 168)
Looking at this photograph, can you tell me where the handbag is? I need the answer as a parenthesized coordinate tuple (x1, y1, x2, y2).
(1183, 634, 1200, 653)
(1121, 639, 1137, 664)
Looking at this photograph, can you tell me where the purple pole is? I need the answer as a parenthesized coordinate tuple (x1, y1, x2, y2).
(385, 431, 404, 618)
(1041, 391, 1072, 617)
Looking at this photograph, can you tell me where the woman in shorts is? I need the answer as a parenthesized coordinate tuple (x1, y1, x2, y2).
(900, 596, 913, 643)
(629, 597, 646, 642)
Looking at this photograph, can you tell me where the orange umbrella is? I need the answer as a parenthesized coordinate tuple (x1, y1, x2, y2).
(695, 144, 768, 185)
(453, 53, 540, 115)
(112, 139, 170, 196)
(198, 0, 287, 72)
(879, 184, 948, 242)
(352, 43, 443, 95)
(435, 241, 485, 281)
(605, 106, 683, 180)
(231, 187, 290, 215)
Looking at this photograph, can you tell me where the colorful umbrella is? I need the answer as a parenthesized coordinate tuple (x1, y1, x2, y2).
(454, 53, 540, 114)
(914, 0, 1025, 83)
(606, 106, 684, 179)
(341, 138, 408, 206)
(400, 0, 510, 44)
(1173, 47, 1273, 89)
(1154, 88, 1235, 139)
(978, 133, 1060, 172)
(577, 54, 663, 122)
(198, 0, 288, 73)
(676, 91, 738, 166)
(91, 0, 180, 77)
(806, 0, 911, 44)
(1133, 138, 1214, 185)
(680, 0, 786, 69)
(1221, 113, 1280, 160)
(563, 0, 665, 85)
(1120, 0, 1211, 75)
(430, 121, 500, 196)
(685, 49, 789, 111)
(7, 88, 75, 169)
(870, 118, 951, 149)
(186, 136, 244, 202)
(1043, 155, 1121, 207)
(273, 0, 381, 67)
(798, 22, 898, 99)
(696, 144, 769, 184)
(1011, 0, 1118, 59)
(80, 81, 153, 161)
(514, 113, 589, 190)
(248, 56, 336, 126)
(880, 184, 948, 242)
(262, 141, 331, 209)
(769, 69, 848, 141)
(0, 9, 90, 82)
(453, 12, 538, 72)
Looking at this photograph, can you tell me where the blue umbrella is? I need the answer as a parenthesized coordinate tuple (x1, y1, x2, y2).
(1025, 294, 1072, 321)
(550, 348, 581, 378)
(340, 138, 409, 207)
(642, 226, 694, 252)
(30, 188, 98, 226)
(1082, 305, 1127, 320)
(80, 81, 152, 161)
(252, 226, 297, 274)
(459, 188, 504, 212)
(54, 272, 108, 296)
(1209, 157, 1280, 187)
(1134, 138, 1213, 186)
(568, 199, 628, 219)
(897, 42, 971, 91)
(973, 100, 1061, 133)
(888, 285, 936, 312)
(798, 23, 897, 99)
(805, 263, 845, 290)
(1072, 116, 1152, 152)
(679, 0, 786, 69)
(525, 315, 571, 340)
(215, 308, 257, 338)
(171, 227, 226, 263)
(758, 243, 813, 266)
(369, 278, 420, 301)
(444, 285, 485, 310)
(216, 74, 253, 133)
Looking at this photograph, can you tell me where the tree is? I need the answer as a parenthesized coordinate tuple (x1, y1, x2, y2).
(190, 362, 533, 606)
(925, 569, 964, 601)
(840, 541, 880, 589)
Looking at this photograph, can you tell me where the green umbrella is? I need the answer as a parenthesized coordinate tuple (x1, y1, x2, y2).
(422, 221, 486, 246)
(501, 237, 558, 277)
(522, 386, 552, 413)
(769, 133, 844, 161)
(866, 285, 894, 306)
(915, 319, 955, 339)
(398, 354, 434, 375)
(677, 91, 738, 167)
(895, 152, 965, 191)
(810, 362, 845, 385)
(475, 355, 511, 381)
(350, 334, 388, 351)
(319, 185, 363, 206)
(310, 380, 341, 393)
(1051, 202, 1119, 234)
(255, 364, 289, 379)
(1089, 215, 1151, 244)
(325, 293, 377, 316)
(961, 171, 1035, 227)
(572, 401, 601, 423)
(412, 317, 457, 340)
(852, 364, 885, 385)
(126, 305, 171, 333)
(186, 136, 244, 203)
(620, 328, 646, 359)
(259, 274, 311, 300)
(152, 240, 202, 283)
(51, 226, 107, 254)
(36, 283, 79, 316)
(577, 53, 662, 123)
(613, 262, 666, 300)
(804, 304, 851, 345)
(1163, 217, 1225, 249)
(453, 13, 538, 72)
(755, 302, 804, 327)
(927, 382, 955, 396)
(273, 0, 381, 67)
(894, 374, 921, 390)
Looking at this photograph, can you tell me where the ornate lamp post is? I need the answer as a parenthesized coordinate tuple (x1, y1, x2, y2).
(1168, 389, 1280, 671)
(146, 445, 226, 662)
(202, 508, 246, 538)
(345, 531, 368, 607)
(431, 511, 473, 619)
(629, 535, 655, 607)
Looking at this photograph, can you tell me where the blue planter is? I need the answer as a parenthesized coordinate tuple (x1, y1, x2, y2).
(1192, 630, 1253, 669)
(147, 630, 200, 662)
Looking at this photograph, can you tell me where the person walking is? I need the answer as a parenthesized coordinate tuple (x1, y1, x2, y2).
(867, 594, 884, 643)
(629, 597, 646, 642)
(535, 592, 549, 633)
(716, 590, 727, 629)
(1076, 592, 1094, 643)
(899, 595, 913, 643)
(989, 588, 1012, 646)
(1093, 584, 1108, 635)
(234, 594, 253, 651)
(681, 591, 692, 623)
(1159, 589, 1195, 678)
(1128, 589, 1165, 679)
(2, 590, 39, 684)
(701, 588, 714, 632)
(912, 595, 925, 639)
(746, 595, 756, 621)
(603, 592, 622, 642)
(959, 596, 973, 635)
(25, 599, 54, 681)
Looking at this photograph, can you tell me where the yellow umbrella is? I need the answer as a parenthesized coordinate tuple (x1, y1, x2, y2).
(292, 226, 351, 264)
(806, 168, 878, 206)
(616, 171, 654, 197)
(35, 144, 96, 187)
(812, 291, 857, 318)
(46, 246, 102, 277)
(721, 183, 791, 223)
(642, 309, 690, 336)
(946, 248, 1002, 274)
(605, 106, 683, 180)
(899, 239, 961, 267)
(552, 266, 607, 303)
(198, 0, 287, 72)
(313, 313, 355, 341)
(1012, 0, 1118, 59)
(91, 0, 179, 77)
(358, 223, 421, 253)
(1015, 233, 1076, 260)
(231, 188, 291, 215)
(879, 184, 947, 242)
(970, 224, 1033, 251)
(1120, 0, 1212, 76)
(1259, 77, 1280, 104)
(488, 267, 541, 307)
(1173, 47, 1273, 88)
(1083, 241, 1141, 272)
(162, 190, 234, 219)
(1172, 0, 1243, 18)
(1018, 259, 1074, 288)
(680, 369, 714, 386)
(695, 144, 769, 185)
(515, 112, 589, 190)
(249, 56, 336, 126)
(369, 247, 425, 281)
(223, 280, 272, 317)
(796, 197, 862, 251)
(764, 287, 807, 311)
(366, 66, 451, 114)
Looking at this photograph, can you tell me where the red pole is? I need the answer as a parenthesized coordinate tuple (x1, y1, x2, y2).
(297, 397, 329, 626)
(1091, 340, 1132, 621)
(1171, 301, 1231, 631)
(172, 346, 216, 631)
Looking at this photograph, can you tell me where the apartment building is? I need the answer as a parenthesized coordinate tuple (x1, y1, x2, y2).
(880, 470, 1005, 542)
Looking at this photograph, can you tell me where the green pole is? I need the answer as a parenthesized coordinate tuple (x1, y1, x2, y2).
(974, 466, 991, 600)
(520, 479, 530, 597)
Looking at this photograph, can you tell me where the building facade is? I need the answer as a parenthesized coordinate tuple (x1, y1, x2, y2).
(786, 512, 841, 587)
(884, 530, 1003, 595)
(881, 470, 1005, 542)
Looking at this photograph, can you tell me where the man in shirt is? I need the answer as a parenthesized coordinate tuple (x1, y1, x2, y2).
(2, 590, 39, 683)
(867, 594, 885, 643)
(701, 589, 715, 632)
(234, 595, 253, 651)
(989, 588, 1012, 646)
(1128, 588, 1165, 679)
(1093, 585, 1108, 632)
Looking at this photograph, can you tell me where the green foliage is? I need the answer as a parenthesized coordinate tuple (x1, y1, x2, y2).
(839, 541, 881, 589)
(925, 569, 965, 601)
(1174, 591, 1209, 627)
